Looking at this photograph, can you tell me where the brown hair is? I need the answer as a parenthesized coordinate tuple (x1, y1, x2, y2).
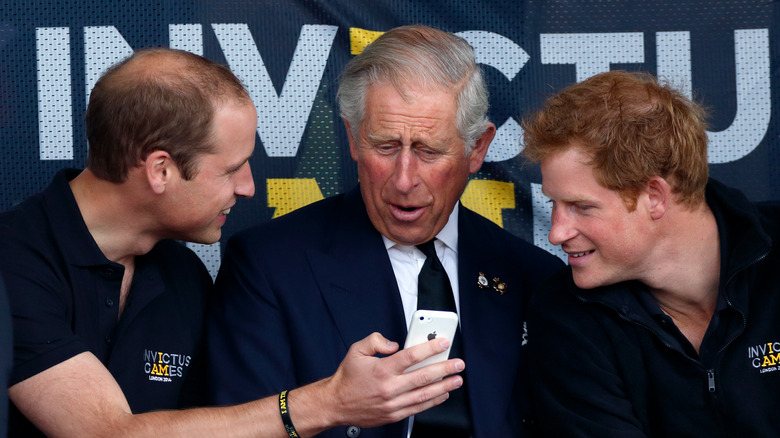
(522, 70, 709, 210)
(86, 48, 251, 183)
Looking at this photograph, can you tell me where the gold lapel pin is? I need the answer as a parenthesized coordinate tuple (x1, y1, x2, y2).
(478, 272, 507, 295)
(493, 278, 507, 295)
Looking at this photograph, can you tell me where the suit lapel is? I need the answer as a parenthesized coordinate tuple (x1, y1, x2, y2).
(457, 206, 526, 435)
(305, 197, 525, 434)
(307, 188, 408, 351)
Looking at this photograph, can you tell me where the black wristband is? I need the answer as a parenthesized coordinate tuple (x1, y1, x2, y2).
(279, 390, 300, 438)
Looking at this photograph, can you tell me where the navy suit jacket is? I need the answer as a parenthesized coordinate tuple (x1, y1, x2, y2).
(207, 187, 563, 437)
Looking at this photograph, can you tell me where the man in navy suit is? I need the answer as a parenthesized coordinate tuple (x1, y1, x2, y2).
(208, 25, 563, 437)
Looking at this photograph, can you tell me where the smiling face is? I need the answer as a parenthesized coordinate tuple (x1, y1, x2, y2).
(165, 100, 257, 244)
(348, 82, 490, 246)
(541, 145, 653, 289)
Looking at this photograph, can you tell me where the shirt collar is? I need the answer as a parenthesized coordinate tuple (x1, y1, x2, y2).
(383, 201, 460, 253)
(44, 169, 113, 267)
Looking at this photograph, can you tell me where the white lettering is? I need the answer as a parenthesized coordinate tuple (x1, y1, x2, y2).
(36, 27, 74, 160)
(540, 32, 644, 82)
(706, 29, 770, 164)
(212, 23, 338, 157)
(148, 375, 172, 382)
(169, 24, 203, 55)
(656, 31, 692, 97)
(457, 30, 529, 162)
(28, 25, 772, 259)
(748, 344, 766, 358)
(84, 26, 132, 104)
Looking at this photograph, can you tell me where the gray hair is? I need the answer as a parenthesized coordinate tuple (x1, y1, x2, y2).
(336, 25, 490, 154)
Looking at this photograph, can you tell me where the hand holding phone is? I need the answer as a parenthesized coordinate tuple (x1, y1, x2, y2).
(403, 310, 458, 373)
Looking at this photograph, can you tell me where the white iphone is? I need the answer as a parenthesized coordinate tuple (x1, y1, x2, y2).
(403, 309, 459, 373)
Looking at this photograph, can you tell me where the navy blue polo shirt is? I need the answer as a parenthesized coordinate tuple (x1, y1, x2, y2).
(0, 169, 213, 435)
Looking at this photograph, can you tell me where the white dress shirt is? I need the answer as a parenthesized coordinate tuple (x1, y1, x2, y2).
(383, 203, 461, 437)
(383, 202, 461, 330)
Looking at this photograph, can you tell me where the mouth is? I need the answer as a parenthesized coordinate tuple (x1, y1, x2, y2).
(220, 207, 231, 216)
(389, 203, 425, 221)
(568, 250, 595, 258)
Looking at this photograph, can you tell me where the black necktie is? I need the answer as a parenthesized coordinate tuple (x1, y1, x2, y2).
(411, 239, 472, 438)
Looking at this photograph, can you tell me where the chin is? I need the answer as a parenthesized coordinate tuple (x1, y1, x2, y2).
(184, 231, 221, 245)
(571, 273, 602, 290)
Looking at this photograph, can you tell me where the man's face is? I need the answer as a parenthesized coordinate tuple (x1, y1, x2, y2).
(347, 82, 490, 246)
(541, 146, 652, 289)
(167, 101, 256, 244)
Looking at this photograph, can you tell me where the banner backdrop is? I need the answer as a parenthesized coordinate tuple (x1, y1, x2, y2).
(2, 0, 778, 276)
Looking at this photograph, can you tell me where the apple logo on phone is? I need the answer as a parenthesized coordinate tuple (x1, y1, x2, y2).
(427, 331, 437, 341)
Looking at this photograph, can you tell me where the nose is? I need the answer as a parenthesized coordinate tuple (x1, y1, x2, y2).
(393, 148, 419, 194)
(234, 162, 256, 198)
(548, 204, 577, 246)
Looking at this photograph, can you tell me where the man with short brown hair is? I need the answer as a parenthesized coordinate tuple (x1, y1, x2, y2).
(523, 70, 780, 437)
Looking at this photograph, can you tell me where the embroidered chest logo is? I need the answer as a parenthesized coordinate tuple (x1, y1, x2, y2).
(143, 349, 192, 382)
(748, 341, 780, 374)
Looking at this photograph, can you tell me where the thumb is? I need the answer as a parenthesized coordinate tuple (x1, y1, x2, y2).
(350, 332, 400, 357)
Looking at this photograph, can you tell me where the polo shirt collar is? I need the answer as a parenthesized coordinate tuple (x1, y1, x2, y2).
(42, 169, 168, 319)
(42, 169, 112, 267)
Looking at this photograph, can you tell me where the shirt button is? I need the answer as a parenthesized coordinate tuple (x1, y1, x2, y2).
(346, 426, 361, 437)
(104, 336, 112, 344)
(105, 298, 114, 307)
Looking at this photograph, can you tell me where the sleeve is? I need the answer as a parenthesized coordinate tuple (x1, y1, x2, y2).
(526, 276, 647, 438)
(205, 234, 297, 405)
(0, 238, 87, 385)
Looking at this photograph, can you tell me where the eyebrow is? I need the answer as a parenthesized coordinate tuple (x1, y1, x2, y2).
(225, 156, 252, 174)
(366, 133, 399, 144)
(365, 133, 447, 150)
(541, 187, 596, 204)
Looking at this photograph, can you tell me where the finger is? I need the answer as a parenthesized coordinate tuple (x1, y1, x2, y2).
(348, 332, 400, 357)
(389, 338, 452, 370)
(415, 374, 463, 407)
(405, 357, 465, 386)
(381, 374, 464, 423)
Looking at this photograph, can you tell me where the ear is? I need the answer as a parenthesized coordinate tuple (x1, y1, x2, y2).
(344, 120, 360, 163)
(467, 122, 495, 174)
(643, 176, 672, 220)
(144, 150, 176, 195)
